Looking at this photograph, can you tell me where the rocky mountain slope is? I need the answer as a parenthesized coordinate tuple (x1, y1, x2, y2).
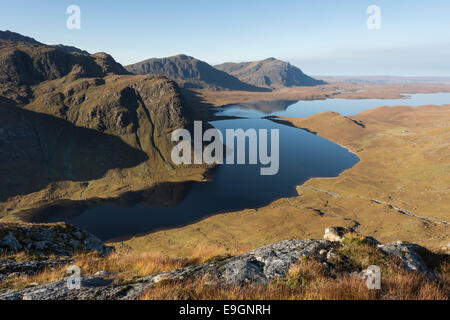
(0, 34, 208, 215)
(0, 38, 128, 103)
(125, 54, 267, 91)
(0, 30, 89, 55)
(215, 57, 326, 88)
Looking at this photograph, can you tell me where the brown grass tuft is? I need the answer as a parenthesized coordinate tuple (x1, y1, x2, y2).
(0, 251, 197, 290)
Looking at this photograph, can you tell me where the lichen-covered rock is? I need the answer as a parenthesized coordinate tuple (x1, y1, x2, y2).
(1, 277, 115, 300)
(0, 223, 114, 256)
(135, 239, 335, 288)
(0, 259, 73, 277)
(377, 241, 428, 274)
(83, 235, 114, 255)
(326, 249, 340, 264)
(0, 233, 21, 252)
(220, 239, 331, 284)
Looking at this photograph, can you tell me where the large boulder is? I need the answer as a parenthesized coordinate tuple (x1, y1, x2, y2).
(377, 241, 429, 274)
(323, 226, 352, 242)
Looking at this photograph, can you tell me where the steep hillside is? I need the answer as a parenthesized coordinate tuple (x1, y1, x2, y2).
(125, 54, 267, 91)
(0, 36, 208, 215)
(215, 58, 325, 88)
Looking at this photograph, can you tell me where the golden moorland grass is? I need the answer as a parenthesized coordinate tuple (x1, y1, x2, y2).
(0, 250, 198, 291)
(118, 104, 450, 258)
(140, 248, 449, 300)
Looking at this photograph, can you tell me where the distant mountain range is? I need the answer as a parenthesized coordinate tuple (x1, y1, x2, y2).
(316, 75, 450, 85)
(215, 58, 326, 88)
(125, 54, 267, 92)
(126, 55, 325, 91)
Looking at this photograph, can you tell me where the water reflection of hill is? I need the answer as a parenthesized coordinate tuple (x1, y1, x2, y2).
(232, 100, 298, 113)
(18, 181, 193, 223)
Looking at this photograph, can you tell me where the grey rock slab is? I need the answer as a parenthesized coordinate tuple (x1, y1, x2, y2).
(0, 277, 115, 300)
(0, 259, 73, 276)
(0, 233, 22, 252)
(378, 241, 428, 274)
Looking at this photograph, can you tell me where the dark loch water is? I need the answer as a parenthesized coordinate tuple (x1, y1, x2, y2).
(26, 93, 450, 240)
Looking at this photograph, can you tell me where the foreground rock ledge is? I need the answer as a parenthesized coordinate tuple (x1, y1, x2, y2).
(0, 232, 438, 300)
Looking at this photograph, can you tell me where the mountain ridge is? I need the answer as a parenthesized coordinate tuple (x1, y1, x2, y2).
(215, 57, 326, 88)
(0, 38, 129, 103)
(125, 54, 268, 92)
(0, 30, 90, 55)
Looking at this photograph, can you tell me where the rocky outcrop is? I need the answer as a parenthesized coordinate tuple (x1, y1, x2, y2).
(0, 223, 114, 256)
(0, 259, 73, 279)
(377, 241, 429, 274)
(0, 276, 116, 300)
(125, 54, 267, 91)
(215, 58, 326, 88)
(142, 239, 335, 287)
(323, 226, 351, 242)
(0, 229, 443, 300)
(323, 226, 379, 245)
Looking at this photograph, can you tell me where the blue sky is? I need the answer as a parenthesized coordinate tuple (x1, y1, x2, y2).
(1, 0, 449, 76)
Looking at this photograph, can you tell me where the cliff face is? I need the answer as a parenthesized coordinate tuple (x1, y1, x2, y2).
(125, 54, 267, 91)
(0, 36, 206, 215)
(215, 58, 326, 88)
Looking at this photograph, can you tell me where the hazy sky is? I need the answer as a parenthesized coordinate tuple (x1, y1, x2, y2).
(1, 0, 449, 76)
